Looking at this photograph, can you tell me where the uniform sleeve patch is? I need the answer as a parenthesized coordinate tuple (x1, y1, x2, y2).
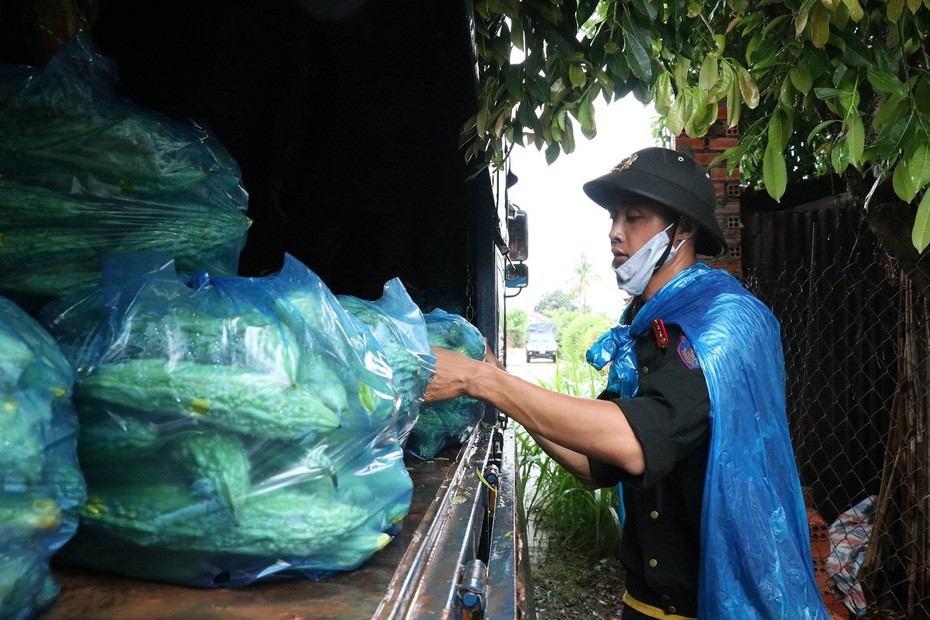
(677, 334, 700, 370)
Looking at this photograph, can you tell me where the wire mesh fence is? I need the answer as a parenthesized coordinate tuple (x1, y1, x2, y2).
(742, 198, 930, 619)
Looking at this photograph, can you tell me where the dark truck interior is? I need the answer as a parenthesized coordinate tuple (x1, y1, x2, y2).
(0, 5, 531, 618)
(0, 0, 495, 314)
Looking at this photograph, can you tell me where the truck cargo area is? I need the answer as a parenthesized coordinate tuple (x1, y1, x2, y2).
(0, 0, 531, 618)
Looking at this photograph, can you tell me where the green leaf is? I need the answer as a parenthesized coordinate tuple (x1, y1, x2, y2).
(763, 141, 787, 202)
(913, 190, 930, 252)
(620, 10, 654, 82)
(915, 80, 930, 117)
(578, 98, 596, 139)
(836, 29, 871, 66)
(673, 55, 691, 89)
(841, 0, 864, 21)
(655, 71, 673, 116)
(806, 119, 838, 143)
(569, 64, 587, 89)
(887, 0, 904, 21)
(893, 158, 918, 202)
(726, 80, 742, 128)
(607, 51, 631, 82)
(545, 141, 561, 165)
(685, 87, 714, 137)
(789, 63, 813, 94)
(813, 86, 845, 99)
(505, 66, 522, 99)
(631, 0, 659, 21)
(867, 68, 908, 98)
(745, 32, 762, 65)
(510, 14, 525, 50)
(831, 138, 849, 173)
(709, 143, 749, 170)
(667, 96, 686, 136)
(699, 55, 719, 91)
(874, 115, 915, 156)
(810, 3, 830, 48)
(477, 102, 489, 137)
(872, 93, 904, 131)
(846, 113, 864, 166)
(768, 109, 792, 149)
(873, 43, 899, 75)
(528, 75, 549, 103)
(560, 116, 576, 154)
(795, 0, 817, 35)
(909, 143, 930, 187)
(713, 62, 734, 102)
(737, 66, 760, 108)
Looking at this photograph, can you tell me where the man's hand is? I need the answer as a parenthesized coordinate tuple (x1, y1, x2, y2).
(425, 342, 506, 403)
(483, 340, 505, 370)
(424, 347, 473, 403)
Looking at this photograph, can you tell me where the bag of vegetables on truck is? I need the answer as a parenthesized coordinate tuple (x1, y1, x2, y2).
(338, 278, 436, 447)
(404, 308, 487, 460)
(39, 252, 412, 587)
(0, 295, 86, 620)
(0, 32, 250, 312)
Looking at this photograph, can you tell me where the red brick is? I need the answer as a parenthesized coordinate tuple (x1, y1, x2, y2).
(710, 166, 740, 181)
(694, 151, 721, 166)
(709, 137, 740, 150)
(675, 136, 707, 151)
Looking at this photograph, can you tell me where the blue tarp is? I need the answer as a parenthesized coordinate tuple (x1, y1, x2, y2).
(587, 263, 828, 619)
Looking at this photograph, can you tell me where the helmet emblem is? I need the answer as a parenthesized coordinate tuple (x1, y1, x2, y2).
(612, 153, 638, 172)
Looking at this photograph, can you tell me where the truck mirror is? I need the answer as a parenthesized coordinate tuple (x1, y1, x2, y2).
(507, 208, 528, 261)
(505, 262, 528, 289)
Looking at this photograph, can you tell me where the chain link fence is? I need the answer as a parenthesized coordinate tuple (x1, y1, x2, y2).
(742, 196, 929, 619)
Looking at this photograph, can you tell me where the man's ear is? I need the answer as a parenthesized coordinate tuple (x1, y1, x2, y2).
(675, 217, 698, 244)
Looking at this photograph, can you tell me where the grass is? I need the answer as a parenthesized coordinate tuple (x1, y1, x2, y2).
(516, 348, 622, 560)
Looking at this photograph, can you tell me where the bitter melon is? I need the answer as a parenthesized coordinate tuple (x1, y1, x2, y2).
(168, 432, 251, 522)
(75, 359, 342, 440)
(80, 482, 371, 556)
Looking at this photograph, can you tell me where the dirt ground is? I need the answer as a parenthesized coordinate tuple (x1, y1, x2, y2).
(530, 543, 626, 620)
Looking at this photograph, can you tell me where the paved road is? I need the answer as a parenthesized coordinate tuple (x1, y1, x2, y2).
(503, 348, 558, 386)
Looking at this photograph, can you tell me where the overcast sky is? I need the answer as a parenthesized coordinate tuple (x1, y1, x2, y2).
(507, 96, 660, 320)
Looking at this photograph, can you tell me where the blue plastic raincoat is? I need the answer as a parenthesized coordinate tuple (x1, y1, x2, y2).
(587, 263, 828, 619)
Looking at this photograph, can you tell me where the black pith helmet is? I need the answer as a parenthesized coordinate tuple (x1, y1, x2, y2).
(582, 147, 728, 257)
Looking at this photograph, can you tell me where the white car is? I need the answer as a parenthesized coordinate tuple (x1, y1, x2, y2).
(526, 333, 558, 363)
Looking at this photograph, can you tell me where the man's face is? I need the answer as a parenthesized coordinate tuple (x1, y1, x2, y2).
(608, 201, 672, 271)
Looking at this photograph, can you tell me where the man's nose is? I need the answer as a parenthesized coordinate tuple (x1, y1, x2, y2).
(609, 224, 624, 244)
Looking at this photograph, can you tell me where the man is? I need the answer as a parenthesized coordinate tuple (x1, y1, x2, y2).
(425, 147, 829, 619)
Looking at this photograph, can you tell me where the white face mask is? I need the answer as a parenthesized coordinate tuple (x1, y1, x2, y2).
(613, 222, 684, 295)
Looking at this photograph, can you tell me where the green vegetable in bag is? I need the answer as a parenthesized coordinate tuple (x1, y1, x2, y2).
(76, 359, 342, 440)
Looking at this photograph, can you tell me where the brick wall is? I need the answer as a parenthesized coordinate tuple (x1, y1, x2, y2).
(673, 105, 742, 277)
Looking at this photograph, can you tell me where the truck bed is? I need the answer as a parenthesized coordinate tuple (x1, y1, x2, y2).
(38, 423, 530, 620)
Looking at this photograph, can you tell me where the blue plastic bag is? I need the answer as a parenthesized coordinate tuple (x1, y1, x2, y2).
(587, 263, 828, 619)
(41, 252, 411, 587)
(406, 309, 486, 460)
(0, 296, 86, 620)
(338, 278, 436, 446)
(0, 33, 249, 311)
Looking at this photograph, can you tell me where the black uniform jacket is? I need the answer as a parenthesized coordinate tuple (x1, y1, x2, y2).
(588, 322, 710, 618)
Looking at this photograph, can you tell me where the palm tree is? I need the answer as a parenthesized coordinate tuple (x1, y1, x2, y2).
(567, 253, 600, 312)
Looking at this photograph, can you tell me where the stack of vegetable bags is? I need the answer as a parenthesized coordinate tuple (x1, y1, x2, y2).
(338, 278, 435, 447)
(405, 309, 487, 460)
(0, 32, 250, 312)
(41, 253, 412, 587)
(0, 296, 86, 620)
